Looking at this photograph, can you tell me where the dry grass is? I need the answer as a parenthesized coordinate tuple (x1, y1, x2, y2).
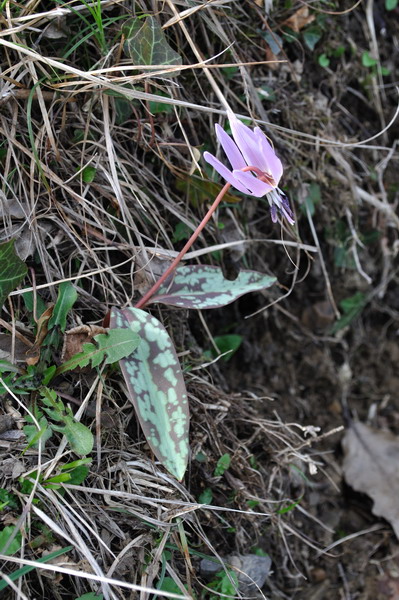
(1, 0, 398, 598)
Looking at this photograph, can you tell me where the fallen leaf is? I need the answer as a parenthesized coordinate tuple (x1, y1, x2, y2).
(282, 6, 315, 32)
(61, 325, 107, 365)
(25, 305, 54, 366)
(0, 334, 31, 362)
(133, 252, 174, 296)
(342, 421, 399, 539)
(0, 415, 15, 435)
(0, 194, 26, 218)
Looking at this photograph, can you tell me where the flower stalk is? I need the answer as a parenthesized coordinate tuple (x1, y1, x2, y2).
(135, 110, 293, 309)
(134, 181, 231, 309)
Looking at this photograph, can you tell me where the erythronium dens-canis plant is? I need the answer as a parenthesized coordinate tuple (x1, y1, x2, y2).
(110, 111, 293, 480)
(1, 113, 292, 482)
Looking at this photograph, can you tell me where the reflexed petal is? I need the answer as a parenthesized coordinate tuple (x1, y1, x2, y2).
(233, 170, 273, 197)
(203, 152, 250, 194)
(215, 124, 246, 170)
(228, 112, 263, 169)
(253, 128, 283, 183)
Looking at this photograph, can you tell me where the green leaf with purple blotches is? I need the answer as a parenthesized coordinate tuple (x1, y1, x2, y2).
(148, 265, 277, 309)
(110, 307, 189, 481)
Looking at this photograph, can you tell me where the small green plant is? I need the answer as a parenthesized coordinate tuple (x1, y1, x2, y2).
(0, 526, 22, 555)
(19, 459, 91, 495)
(214, 453, 231, 477)
(207, 568, 239, 600)
(330, 292, 367, 334)
(55, 0, 108, 53)
(0, 488, 18, 510)
(24, 388, 94, 455)
(361, 51, 390, 77)
(198, 487, 213, 504)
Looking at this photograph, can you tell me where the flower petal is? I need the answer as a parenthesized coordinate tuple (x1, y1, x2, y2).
(233, 170, 273, 197)
(215, 124, 246, 170)
(227, 112, 263, 170)
(253, 128, 283, 183)
(203, 152, 251, 194)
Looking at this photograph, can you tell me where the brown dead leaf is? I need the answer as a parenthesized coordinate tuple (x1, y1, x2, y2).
(2, 457, 25, 479)
(301, 300, 335, 331)
(133, 252, 174, 296)
(61, 325, 107, 365)
(25, 305, 54, 366)
(282, 6, 315, 32)
(0, 194, 26, 218)
(0, 415, 15, 434)
(342, 421, 399, 539)
(0, 334, 31, 362)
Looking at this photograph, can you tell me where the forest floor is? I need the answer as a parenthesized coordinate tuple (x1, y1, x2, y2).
(0, 1, 399, 599)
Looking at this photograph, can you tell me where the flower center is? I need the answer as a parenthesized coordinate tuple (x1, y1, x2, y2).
(242, 165, 276, 188)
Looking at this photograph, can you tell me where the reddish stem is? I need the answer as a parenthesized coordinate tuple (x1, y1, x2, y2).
(135, 181, 231, 309)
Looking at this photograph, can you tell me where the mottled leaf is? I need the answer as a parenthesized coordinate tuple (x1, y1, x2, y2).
(123, 16, 181, 72)
(149, 266, 277, 309)
(110, 307, 189, 480)
(0, 239, 27, 310)
(56, 328, 141, 375)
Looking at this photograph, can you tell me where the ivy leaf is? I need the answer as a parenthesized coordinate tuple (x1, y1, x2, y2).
(0, 239, 27, 310)
(149, 265, 277, 309)
(40, 388, 93, 456)
(303, 26, 322, 51)
(110, 307, 189, 481)
(123, 16, 182, 73)
(56, 328, 141, 375)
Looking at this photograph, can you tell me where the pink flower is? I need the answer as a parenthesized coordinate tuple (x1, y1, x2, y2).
(204, 111, 294, 224)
